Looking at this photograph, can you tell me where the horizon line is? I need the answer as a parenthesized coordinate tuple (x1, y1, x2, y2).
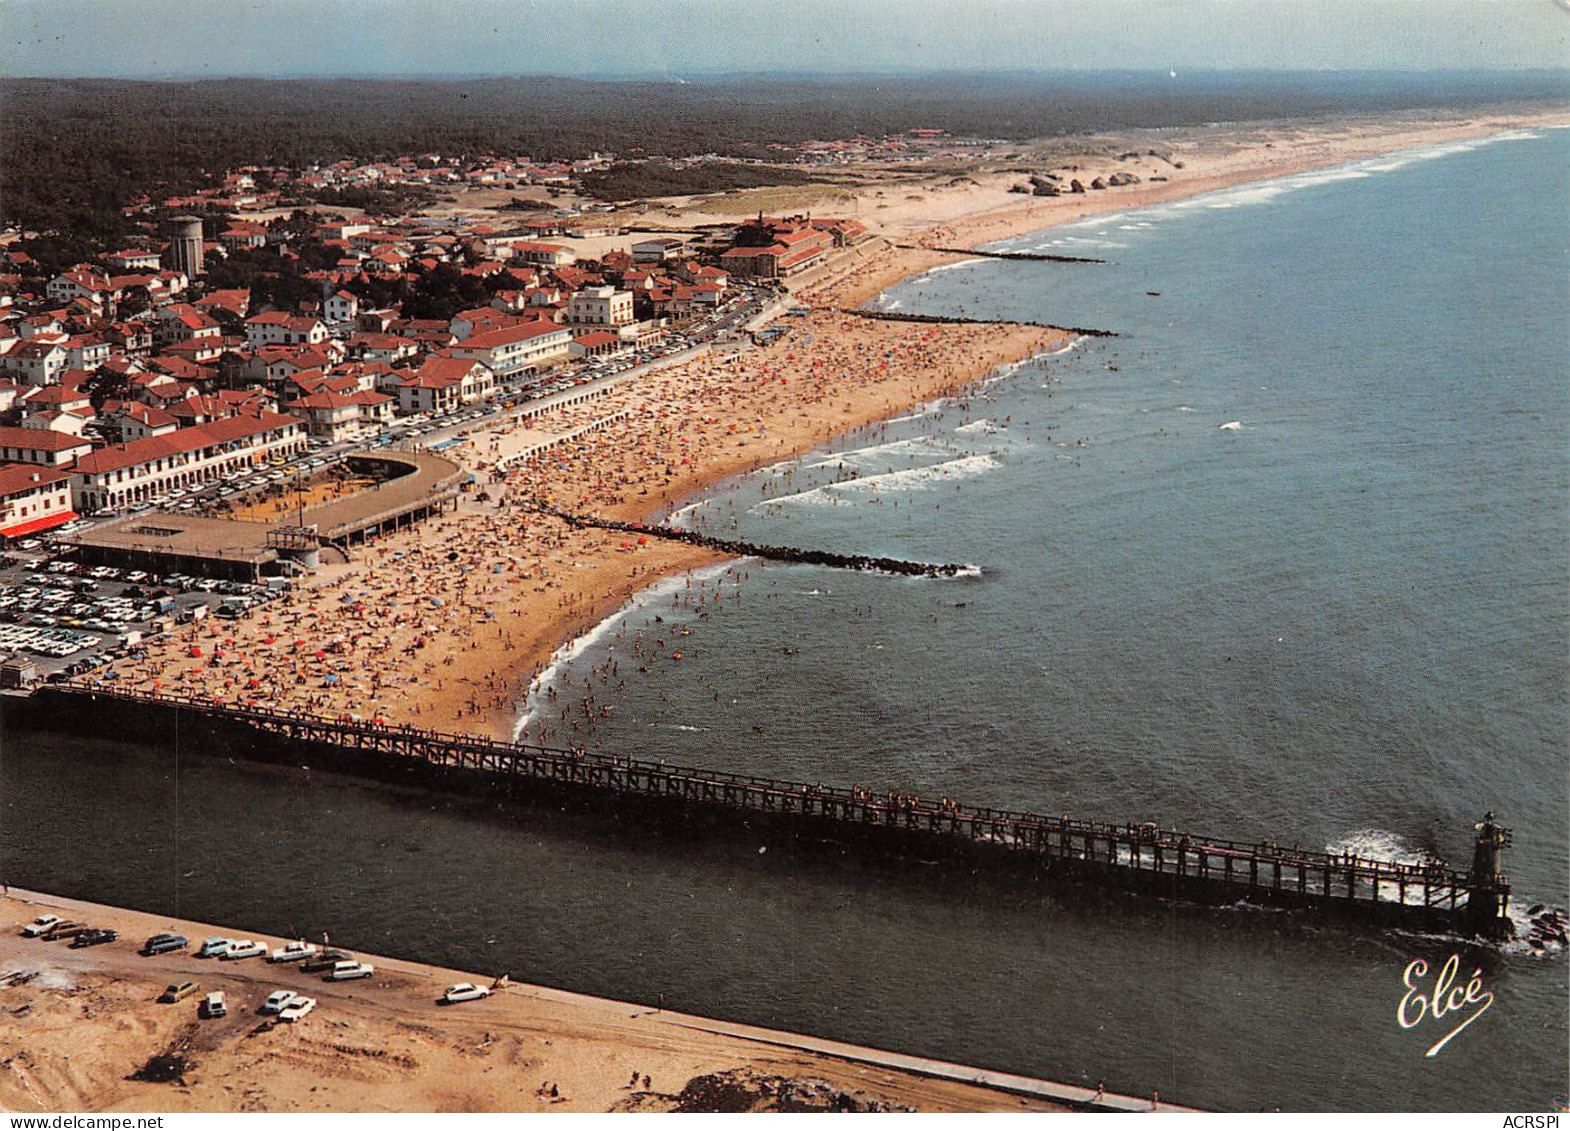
(6, 65, 1570, 83)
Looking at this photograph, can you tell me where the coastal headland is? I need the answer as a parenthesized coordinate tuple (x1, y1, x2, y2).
(87, 104, 1570, 742)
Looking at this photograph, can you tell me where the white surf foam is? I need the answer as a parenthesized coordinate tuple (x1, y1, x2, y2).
(883, 397, 952, 425)
(920, 259, 984, 276)
(754, 454, 1002, 510)
(954, 419, 1004, 435)
(512, 560, 743, 740)
(1325, 829, 1437, 867)
(665, 499, 709, 527)
(803, 435, 955, 470)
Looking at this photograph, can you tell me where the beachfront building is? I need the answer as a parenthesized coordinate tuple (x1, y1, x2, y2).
(449, 320, 570, 378)
(569, 331, 627, 359)
(721, 215, 838, 279)
(284, 389, 395, 442)
(720, 225, 834, 279)
(567, 285, 634, 327)
(0, 465, 76, 540)
(388, 356, 496, 415)
(69, 412, 307, 512)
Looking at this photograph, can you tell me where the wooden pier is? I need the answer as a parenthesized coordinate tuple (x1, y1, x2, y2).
(22, 685, 1514, 940)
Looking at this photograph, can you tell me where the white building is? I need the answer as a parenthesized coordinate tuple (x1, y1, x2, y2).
(449, 321, 570, 378)
(69, 412, 307, 512)
(284, 390, 394, 442)
(2, 339, 69, 387)
(632, 237, 685, 263)
(0, 465, 76, 540)
(325, 290, 360, 324)
(389, 357, 496, 414)
(0, 425, 96, 467)
(245, 312, 329, 348)
(510, 242, 577, 268)
(567, 285, 634, 327)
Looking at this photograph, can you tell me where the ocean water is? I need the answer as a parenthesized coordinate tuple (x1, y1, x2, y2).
(4, 128, 1567, 1111)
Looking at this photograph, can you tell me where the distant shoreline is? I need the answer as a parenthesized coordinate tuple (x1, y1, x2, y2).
(499, 106, 1570, 739)
(88, 104, 1570, 740)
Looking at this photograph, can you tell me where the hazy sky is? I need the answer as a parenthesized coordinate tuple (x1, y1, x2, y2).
(3, 0, 1567, 78)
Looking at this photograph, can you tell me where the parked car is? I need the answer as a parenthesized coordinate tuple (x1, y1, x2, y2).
(269, 941, 317, 964)
(158, 981, 200, 1004)
(261, 989, 298, 1015)
(278, 996, 317, 1023)
(441, 983, 491, 1004)
(20, 914, 61, 937)
(196, 936, 233, 958)
(300, 949, 354, 974)
(41, 920, 87, 941)
(69, 928, 118, 948)
(324, 961, 374, 981)
(141, 933, 189, 956)
(220, 940, 267, 961)
(200, 991, 228, 1018)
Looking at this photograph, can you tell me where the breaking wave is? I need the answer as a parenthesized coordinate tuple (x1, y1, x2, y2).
(753, 454, 1003, 510)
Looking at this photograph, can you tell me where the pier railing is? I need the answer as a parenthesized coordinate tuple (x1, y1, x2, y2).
(52, 683, 1499, 933)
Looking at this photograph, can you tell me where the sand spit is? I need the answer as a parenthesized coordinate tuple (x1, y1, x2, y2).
(0, 890, 1190, 1113)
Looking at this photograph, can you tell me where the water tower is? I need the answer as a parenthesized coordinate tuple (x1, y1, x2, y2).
(167, 215, 205, 278)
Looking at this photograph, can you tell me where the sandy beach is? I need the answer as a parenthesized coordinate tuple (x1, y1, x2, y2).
(93, 103, 1569, 742)
(0, 888, 1192, 1113)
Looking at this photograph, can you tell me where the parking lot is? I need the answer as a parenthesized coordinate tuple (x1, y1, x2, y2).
(0, 549, 286, 679)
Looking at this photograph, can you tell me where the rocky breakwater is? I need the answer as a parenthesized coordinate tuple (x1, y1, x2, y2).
(531, 500, 978, 579)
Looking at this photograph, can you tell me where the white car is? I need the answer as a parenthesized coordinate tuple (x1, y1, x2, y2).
(20, 915, 61, 937)
(323, 961, 374, 981)
(278, 996, 317, 1023)
(261, 989, 298, 1014)
(269, 941, 317, 963)
(220, 940, 267, 961)
(442, 982, 491, 1004)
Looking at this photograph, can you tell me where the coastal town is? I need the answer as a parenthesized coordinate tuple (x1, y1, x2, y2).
(1, 107, 1547, 720)
(3, 86, 1565, 1115)
(0, 116, 1161, 716)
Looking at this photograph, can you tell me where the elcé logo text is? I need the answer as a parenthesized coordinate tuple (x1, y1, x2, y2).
(1396, 954, 1495, 1057)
